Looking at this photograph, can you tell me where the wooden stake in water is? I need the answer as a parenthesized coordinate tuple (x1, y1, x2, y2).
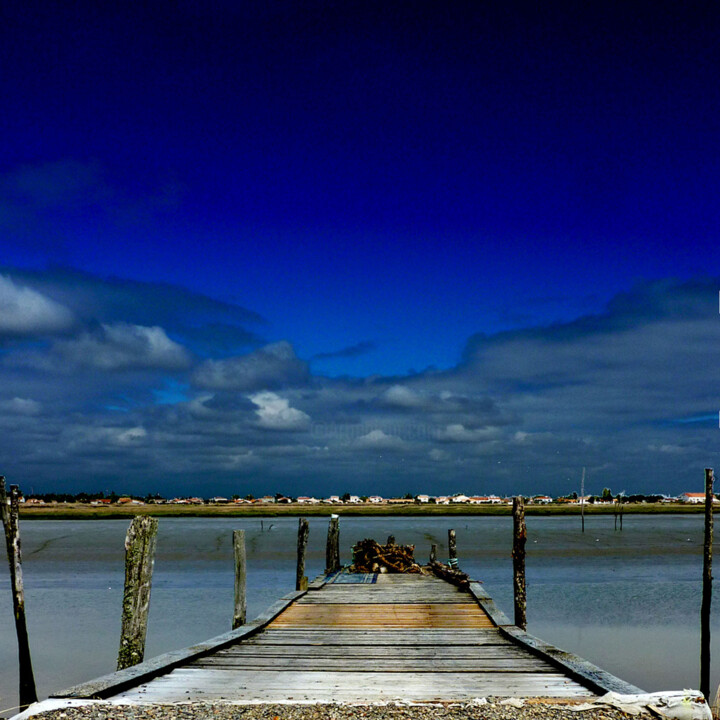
(326, 514, 340, 574)
(233, 530, 247, 628)
(580, 467, 586, 533)
(429, 543, 437, 563)
(512, 496, 527, 630)
(0, 478, 38, 710)
(448, 529, 457, 567)
(701, 467, 714, 700)
(117, 516, 158, 670)
(296, 519, 309, 591)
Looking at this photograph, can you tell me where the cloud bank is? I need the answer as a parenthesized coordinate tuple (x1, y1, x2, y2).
(0, 268, 717, 498)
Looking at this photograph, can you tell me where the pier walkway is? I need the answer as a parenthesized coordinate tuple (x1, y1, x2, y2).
(55, 571, 642, 704)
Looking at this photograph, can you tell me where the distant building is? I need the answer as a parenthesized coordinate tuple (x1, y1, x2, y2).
(679, 492, 718, 504)
(416, 494, 430, 503)
(297, 496, 320, 504)
(367, 495, 384, 503)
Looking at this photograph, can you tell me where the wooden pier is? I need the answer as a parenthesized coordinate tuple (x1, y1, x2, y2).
(53, 570, 642, 704)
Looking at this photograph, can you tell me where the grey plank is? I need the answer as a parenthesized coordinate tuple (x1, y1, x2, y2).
(212, 645, 530, 659)
(247, 629, 510, 646)
(114, 669, 591, 702)
(299, 593, 472, 599)
(191, 657, 555, 672)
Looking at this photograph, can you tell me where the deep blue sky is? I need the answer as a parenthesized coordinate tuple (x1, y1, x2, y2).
(1, 1, 718, 496)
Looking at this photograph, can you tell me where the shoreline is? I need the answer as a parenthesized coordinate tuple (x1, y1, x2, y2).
(17, 501, 712, 520)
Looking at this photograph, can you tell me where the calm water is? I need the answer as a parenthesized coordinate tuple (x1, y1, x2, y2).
(0, 514, 716, 713)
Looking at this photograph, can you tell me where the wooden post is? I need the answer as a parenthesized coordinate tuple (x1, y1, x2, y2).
(0, 479, 38, 710)
(701, 468, 714, 700)
(512, 496, 527, 630)
(326, 514, 340, 574)
(386, 534, 395, 546)
(117, 515, 158, 670)
(233, 530, 247, 629)
(448, 529, 457, 567)
(580, 467, 586, 534)
(296, 518, 309, 591)
(619, 501, 623, 531)
(429, 543, 437, 563)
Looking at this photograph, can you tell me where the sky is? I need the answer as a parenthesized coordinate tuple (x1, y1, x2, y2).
(0, 1, 718, 497)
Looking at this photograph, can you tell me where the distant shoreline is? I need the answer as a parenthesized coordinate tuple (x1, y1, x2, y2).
(17, 501, 712, 519)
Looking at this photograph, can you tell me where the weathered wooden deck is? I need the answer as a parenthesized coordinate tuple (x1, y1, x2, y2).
(54, 570, 642, 704)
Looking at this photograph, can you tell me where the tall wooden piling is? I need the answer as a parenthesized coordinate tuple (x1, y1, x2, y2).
(448, 529, 457, 565)
(0, 478, 38, 710)
(117, 515, 158, 670)
(701, 467, 714, 700)
(512, 496, 527, 630)
(233, 530, 247, 629)
(326, 514, 340, 574)
(429, 543, 437, 563)
(296, 518, 309, 591)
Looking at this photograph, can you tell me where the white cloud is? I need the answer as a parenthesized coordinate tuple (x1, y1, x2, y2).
(194, 341, 308, 390)
(429, 448, 449, 461)
(355, 429, 406, 450)
(54, 323, 191, 370)
(380, 384, 425, 408)
(250, 391, 311, 431)
(0, 397, 42, 416)
(434, 423, 501, 443)
(0, 274, 75, 336)
(117, 426, 148, 445)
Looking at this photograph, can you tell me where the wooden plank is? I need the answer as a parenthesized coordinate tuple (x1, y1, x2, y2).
(191, 657, 555, 672)
(113, 669, 590, 702)
(51, 590, 306, 699)
(270, 603, 493, 629)
(212, 645, 529, 658)
(247, 628, 510, 645)
(299, 589, 472, 603)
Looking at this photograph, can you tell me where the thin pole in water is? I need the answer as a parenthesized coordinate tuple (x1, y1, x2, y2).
(580, 467, 586, 533)
(0, 478, 38, 710)
(326, 514, 340, 574)
(701, 467, 714, 700)
(448, 529, 457, 568)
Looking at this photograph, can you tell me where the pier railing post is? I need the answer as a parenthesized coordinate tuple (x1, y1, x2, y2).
(296, 518, 309, 591)
(512, 496, 527, 630)
(233, 530, 247, 629)
(448, 529, 457, 568)
(0, 478, 38, 710)
(701, 468, 714, 700)
(117, 515, 158, 670)
(326, 514, 340, 574)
